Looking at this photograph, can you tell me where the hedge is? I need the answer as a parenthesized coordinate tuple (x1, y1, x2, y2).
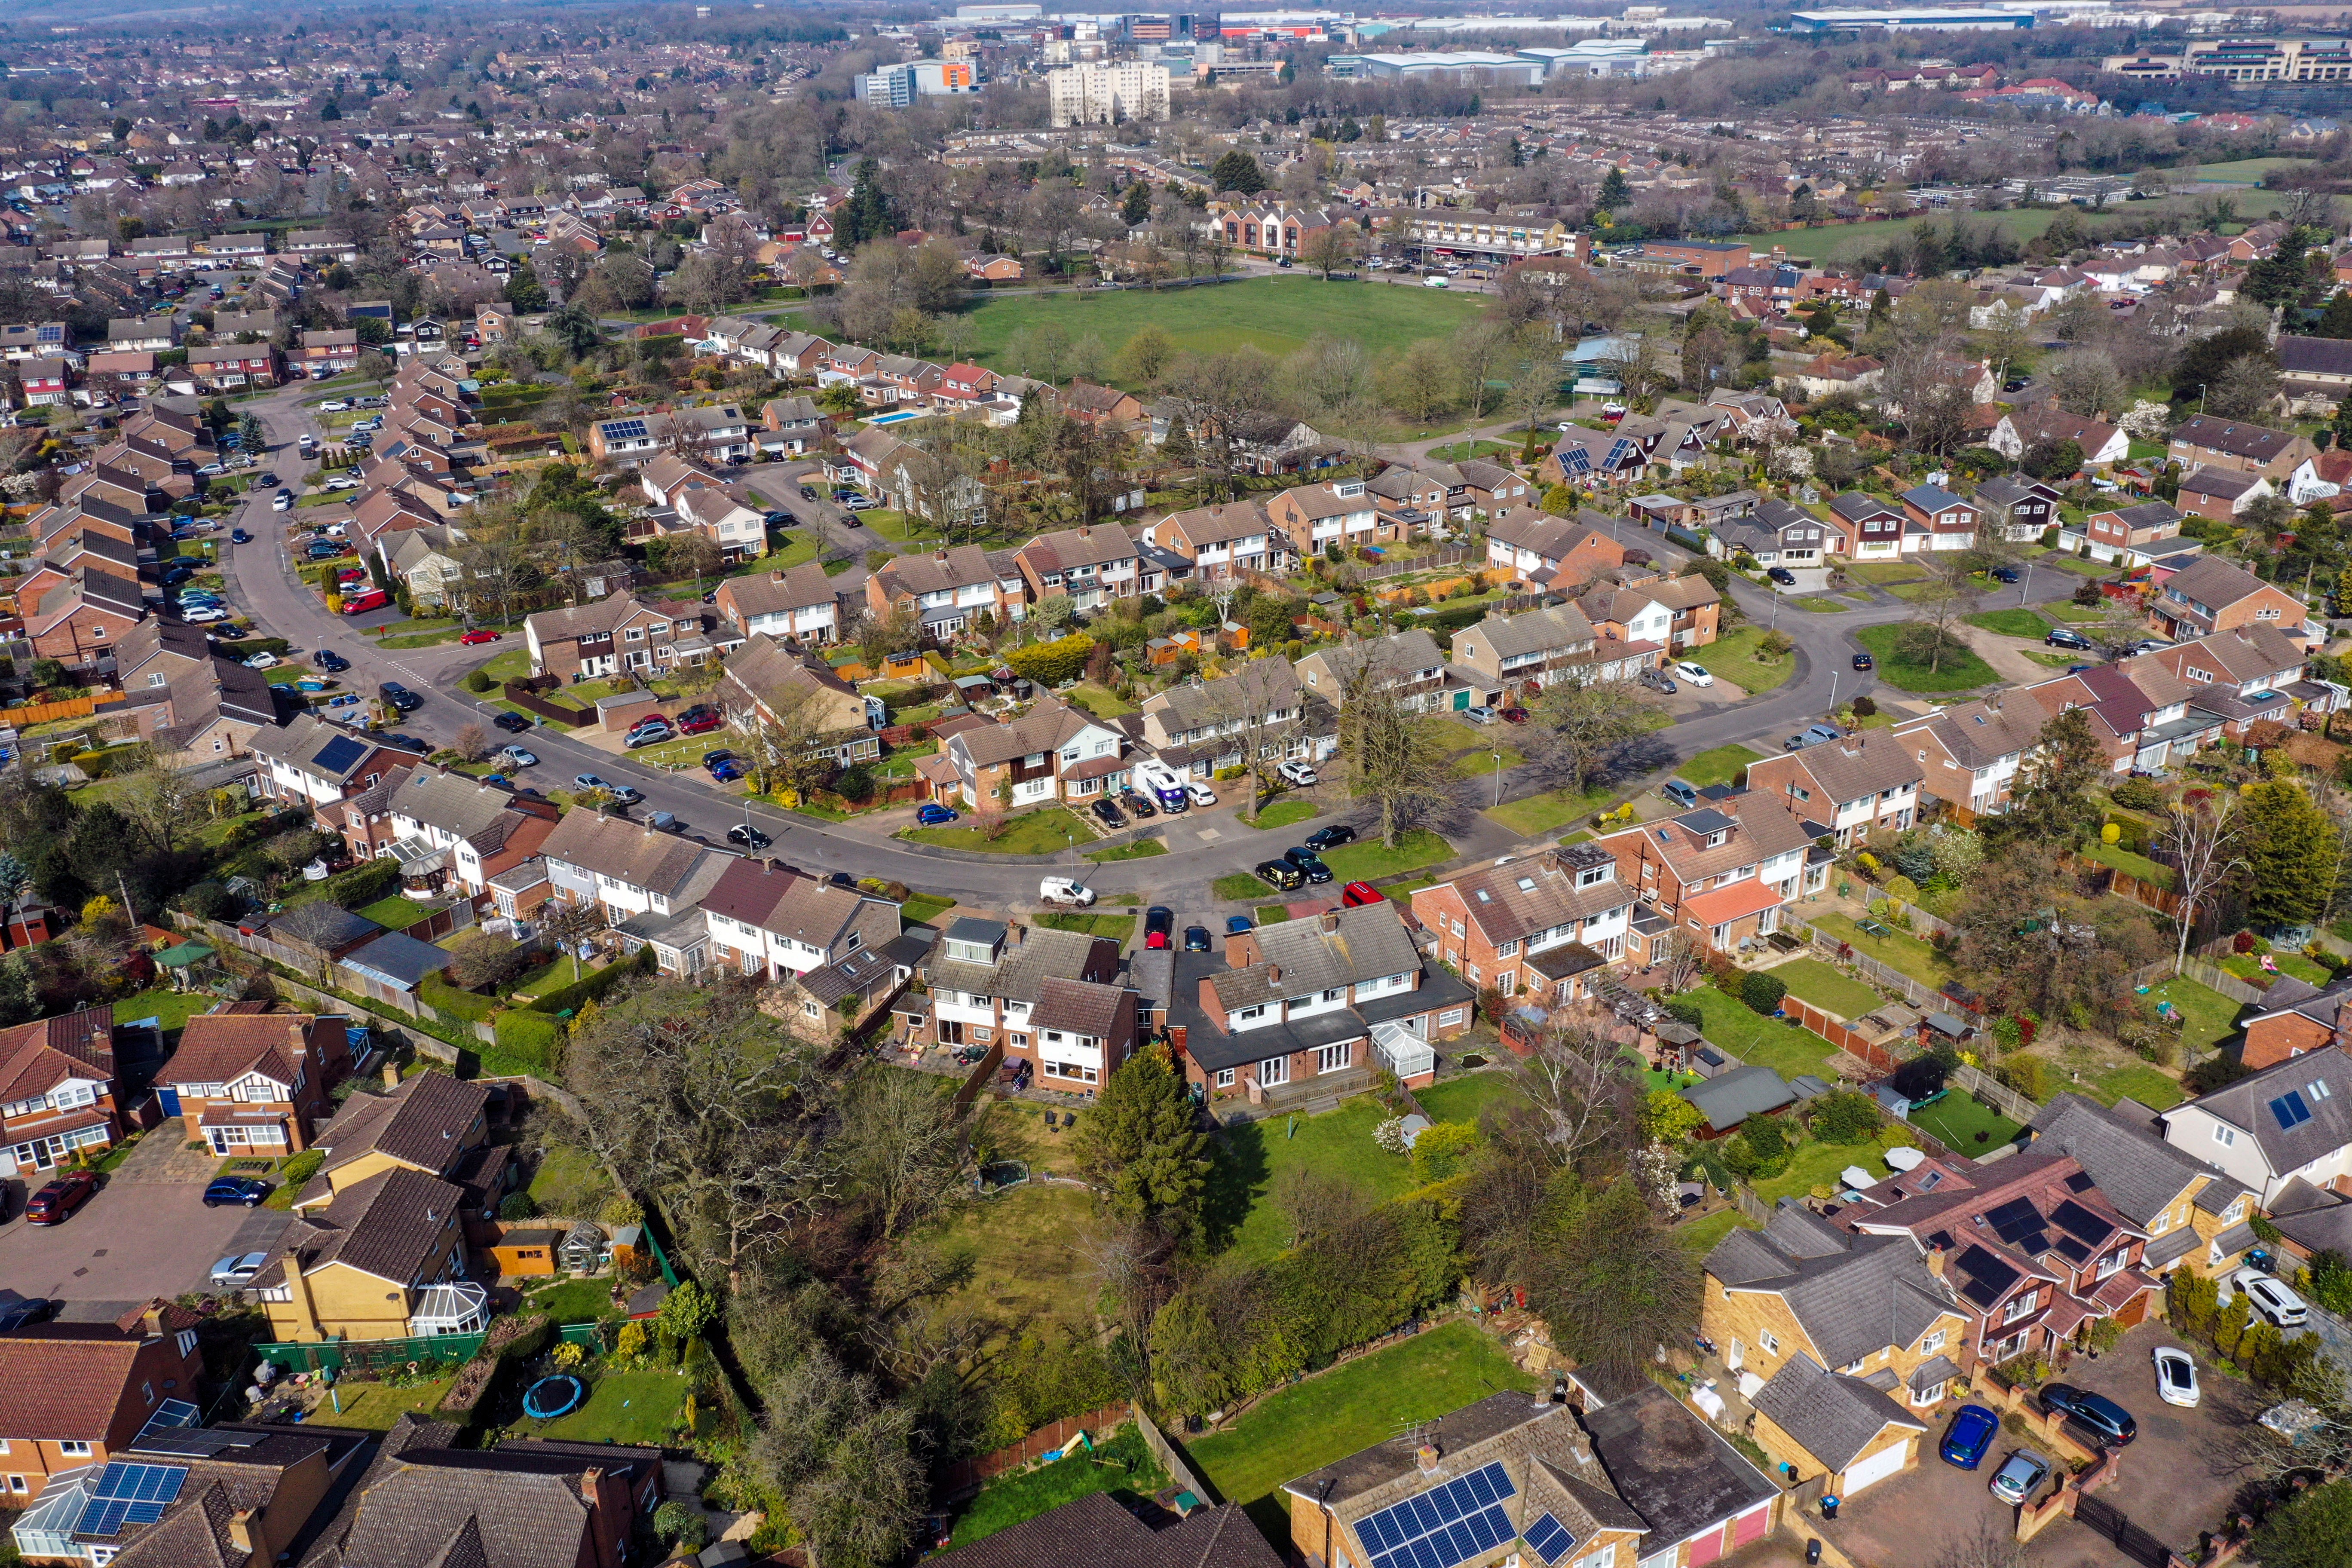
(493, 1008, 563, 1068)
(322, 858, 401, 910)
(420, 973, 497, 1023)
(527, 946, 654, 1017)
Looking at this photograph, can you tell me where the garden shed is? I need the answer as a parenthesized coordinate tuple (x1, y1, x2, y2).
(558, 1221, 605, 1273)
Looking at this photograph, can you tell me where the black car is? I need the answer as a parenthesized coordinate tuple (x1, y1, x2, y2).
(1852, 652, 1874, 671)
(1283, 847, 1335, 884)
(1766, 566, 1798, 586)
(161, 564, 196, 585)
(2039, 1384, 2136, 1447)
(203, 1175, 272, 1209)
(1119, 789, 1157, 818)
(0, 1295, 56, 1332)
(1991, 566, 2021, 583)
(1090, 798, 1127, 829)
(1144, 906, 1175, 950)
(1255, 859, 1306, 891)
(800, 486, 819, 501)
(2046, 628, 2094, 651)
(384, 733, 432, 753)
(494, 711, 532, 734)
(842, 513, 864, 528)
(728, 824, 774, 851)
(255, 472, 279, 488)
(379, 682, 422, 712)
(1304, 824, 1357, 851)
(305, 542, 346, 559)
(230, 528, 251, 543)
(1182, 925, 1212, 952)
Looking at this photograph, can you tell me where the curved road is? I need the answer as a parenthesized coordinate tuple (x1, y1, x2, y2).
(217, 385, 2078, 913)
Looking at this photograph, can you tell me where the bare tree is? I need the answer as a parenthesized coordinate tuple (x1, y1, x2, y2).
(831, 1069, 972, 1239)
(1528, 675, 1652, 797)
(1160, 348, 1272, 502)
(2161, 790, 2243, 976)
(451, 723, 493, 763)
(1895, 554, 1980, 674)
(1510, 1017, 1638, 1171)
(537, 896, 606, 983)
(723, 676, 839, 799)
(1299, 220, 1359, 281)
(115, 754, 206, 857)
(1188, 659, 1311, 823)
(1334, 652, 1457, 848)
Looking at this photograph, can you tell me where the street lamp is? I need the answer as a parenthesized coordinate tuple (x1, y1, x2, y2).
(1493, 745, 1505, 808)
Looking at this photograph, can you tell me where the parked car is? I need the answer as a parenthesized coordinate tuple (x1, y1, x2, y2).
(1185, 781, 1217, 807)
(2235, 1270, 2309, 1328)
(678, 710, 723, 736)
(243, 652, 278, 670)
(1988, 1449, 2050, 1505)
(25, 1170, 98, 1225)
(1283, 847, 1335, 884)
(1304, 824, 1357, 851)
(1852, 652, 1875, 671)
(1090, 798, 1126, 829)
(1039, 877, 1096, 906)
(1277, 759, 1319, 787)
(625, 726, 673, 749)
(727, 824, 774, 851)
(916, 804, 959, 826)
(2046, 628, 2094, 651)
(1182, 925, 1212, 952)
(1464, 704, 1498, 725)
(843, 494, 877, 511)
(1765, 566, 1798, 586)
(494, 711, 531, 733)
(1120, 789, 1157, 818)
(701, 750, 738, 771)
(1672, 660, 1715, 687)
(573, 774, 616, 794)
(1256, 860, 1306, 891)
(383, 734, 431, 754)
(230, 528, 251, 543)
(497, 746, 539, 769)
(0, 1296, 56, 1332)
(710, 761, 747, 784)
(2153, 1345, 2200, 1408)
(380, 683, 422, 712)
(1500, 706, 1529, 723)
(1785, 723, 1843, 751)
(202, 1176, 272, 1209)
(209, 1251, 269, 1289)
(1939, 1404, 1999, 1469)
(255, 472, 279, 488)
(1144, 906, 1175, 949)
(459, 629, 501, 645)
(1340, 881, 1384, 908)
(2039, 1384, 2137, 1446)
(1991, 566, 2021, 583)
(312, 649, 348, 671)
(1225, 915, 1255, 935)
(183, 606, 232, 624)
(1660, 779, 1700, 810)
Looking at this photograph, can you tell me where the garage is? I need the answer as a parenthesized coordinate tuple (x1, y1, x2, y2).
(1841, 1437, 1914, 1496)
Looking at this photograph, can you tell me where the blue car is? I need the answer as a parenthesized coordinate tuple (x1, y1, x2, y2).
(916, 804, 959, 826)
(1225, 915, 1255, 935)
(710, 761, 747, 783)
(202, 1176, 271, 1209)
(1940, 1404, 1999, 1469)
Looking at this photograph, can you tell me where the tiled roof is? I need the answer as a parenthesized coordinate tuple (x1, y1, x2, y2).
(717, 562, 836, 619)
(270, 1167, 464, 1289)
(313, 1073, 490, 1182)
(0, 1329, 162, 1442)
(156, 1014, 315, 1092)
(1750, 1352, 1926, 1471)
(1704, 1201, 1958, 1370)
(2174, 415, 2302, 462)
(1439, 845, 1630, 946)
(538, 808, 728, 900)
(1213, 903, 1422, 1010)
(2027, 1093, 2223, 1228)
(933, 1493, 1280, 1567)
(1465, 603, 1598, 661)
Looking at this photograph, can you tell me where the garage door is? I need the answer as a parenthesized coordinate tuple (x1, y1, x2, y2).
(1842, 1439, 1912, 1496)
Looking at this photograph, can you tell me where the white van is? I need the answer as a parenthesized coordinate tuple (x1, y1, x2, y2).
(1424, 274, 1449, 288)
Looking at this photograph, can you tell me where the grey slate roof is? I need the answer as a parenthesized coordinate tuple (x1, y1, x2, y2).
(932, 1491, 1281, 1568)
(1681, 1065, 1798, 1132)
(2165, 1046, 2352, 1178)
(1751, 1353, 1926, 1471)
(1703, 1200, 1958, 1371)
(1211, 903, 1423, 1010)
(2027, 1092, 2221, 1228)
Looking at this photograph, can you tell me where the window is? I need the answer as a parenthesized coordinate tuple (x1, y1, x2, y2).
(1918, 1329, 1947, 1355)
(1238, 1005, 1267, 1023)
(58, 1442, 91, 1458)
(2148, 1211, 2169, 1236)
(1759, 1331, 1779, 1355)
(1259, 1055, 1290, 1086)
(2211, 1124, 2238, 1148)
(802, 1000, 820, 1018)
(1216, 1068, 1235, 1088)
(1315, 1042, 1352, 1073)
(2003, 1291, 2040, 1325)
(1842, 1358, 1865, 1375)
(1911, 1381, 1947, 1408)
(4, 1477, 20, 1494)
(2224, 1198, 2246, 1222)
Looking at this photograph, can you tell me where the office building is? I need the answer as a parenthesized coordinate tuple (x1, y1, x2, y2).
(853, 58, 980, 106)
(1788, 8, 2036, 29)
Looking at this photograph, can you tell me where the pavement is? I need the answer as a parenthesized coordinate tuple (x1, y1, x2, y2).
(207, 382, 2093, 920)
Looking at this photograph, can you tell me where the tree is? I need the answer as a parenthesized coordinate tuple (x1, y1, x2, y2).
(1893, 556, 1978, 674)
(1509, 1018, 1638, 1172)
(2253, 1479, 2352, 1568)
(2241, 779, 2340, 930)
(1118, 324, 1176, 387)
(833, 1069, 971, 1239)
(1210, 150, 1265, 195)
(2163, 790, 2243, 973)
(1381, 338, 1458, 426)
(2020, 437, 2084, 481)
(2172, 323, 2271, 403)
(1529, 676, 1651, 798)
(2317, 291, 2352, 341)
(1596, 167, 1632, 211)
(2243, 237, 2315, 310)
(2003, 707, 2107, 846)
(2208, 354, 2285, 424)
(115, 756, 205, 858)
(1300, 221, 1359, 281)
(1524, 1177, 1700, 1381)
(1334, 654, 1456, 848)
(450, 722, 492, 764)
(747, 1348, 922, 1568)
(1120, 178, 1152, 226)
(538, 896, 605, 984)
(1070, 1045, 1210, 1234)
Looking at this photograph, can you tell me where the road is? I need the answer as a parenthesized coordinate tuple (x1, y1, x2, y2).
(212, 386, 2083, 918)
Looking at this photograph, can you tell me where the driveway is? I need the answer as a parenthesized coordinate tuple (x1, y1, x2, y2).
(0, 1138, 292, 1321)
(1813, 1403, 2037, 1568)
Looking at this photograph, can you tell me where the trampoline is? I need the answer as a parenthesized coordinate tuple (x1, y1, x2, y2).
(521, 1374, 586, 1420)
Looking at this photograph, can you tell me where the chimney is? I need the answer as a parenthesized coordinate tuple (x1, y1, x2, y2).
(1078, 524, 1090, 538)
(1321, 910, 1339, 934)
(935, 548, 949, 564)
(228, 1508, 261, 1556)
(1415, 1443, 1442, 1476)
(1927, 1244, 1947, 1277)
(383, 1060, 401, 1092)
(1007, 922, 1024, 946)
(1268, 964, 1281, 983)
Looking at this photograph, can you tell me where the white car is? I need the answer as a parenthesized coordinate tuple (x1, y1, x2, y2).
(183, 606, 232, 624)
(498, 746, 539, 769)
(2235, 1270, 2309, 1327)
(1278, 759, 1319, 787)
(210, 1251, 267, 1289)
(2152, 1345, 2199, 1408)
(1039, 876, 1096, 906)
(1185, 781, 1217, 807)
(322, 477, 359, 492)
(1672, 660, 1715, 687)
(318, 400, 349, 412)
(242, 652, 278, 670)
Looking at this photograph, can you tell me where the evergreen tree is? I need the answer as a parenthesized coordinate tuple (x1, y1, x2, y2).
(1069, 1045, 1210, 1232)
(1868, 287, 1893, 334)
(1596, 167, 1632, 211)
(2242, 780, 2339, 930)
(837, 157, 892, 249)
(2244, 241, 2313, 310)
(1120, 178, 1152, 226)
(1509, 136, 1525, 167)
(2000, 707, 2106, 846)
(2317, 291, 2352, 341)
(1209, 150, 1265, 196)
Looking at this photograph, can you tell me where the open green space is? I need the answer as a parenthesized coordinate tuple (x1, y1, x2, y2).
(315, 1377, 458, 1431)
(1450, 744, 1525, 781)
(1679, 744, 1766, 790)
(355, 895, 436, 931)
(1214, 873, 1271, 901)
(1485, 781, 1614, 838)
(1037, 911, 1139, 943)
(2185, 156, 2318, 181)
(927, 1181, 1100, 1338)
(112, 988, 218, 1038)
(528, 1369, 691, 1445)
(1966, 607, 2051, 637)
(949, 278, 1493, 391)
(2143, 976, 2243, 1057)
(1207, 1096, 1418, 1263)
(1737, 206, 2076, 264)
(1770, 957, 1886, 1020)
(765, 533, 822, 570)
(1415, 1072, 1526, 1126)
(1084, 838, 1168, 864)
(1319, 830, 1452, 882)
(951, 1425, 1167, 1548)
(1678, 626, 1795, 695)
(1853, 624, 2000, 694)
(1243, 799, 1321, 832)
(1183, 1320, 1534, 1521)
(1811, 910, 1955, 990)
(900, 806, 1096, 854)
(1427, 438, 1519, 463)
(1906, 1090, 2024, 1153)
(1681, 985, 1840, 1082)
(524, 1275, 619, 1324)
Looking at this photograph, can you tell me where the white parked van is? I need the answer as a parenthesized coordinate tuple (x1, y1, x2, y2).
(1039, 877, 1096, 906)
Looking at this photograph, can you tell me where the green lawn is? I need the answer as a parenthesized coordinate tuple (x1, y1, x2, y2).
(1243, 799, 1321, 832)
(1681, 986, 1840, 1081)
(1319, 830, 1452, 882)
(1183, 1320, 1534, 1519)
(527, 1142, 616, 1220)
(355, 895, 436, 931)
(1069, 680, 1138, 717)
(2223, 949, 2332, 986)
(1084, 838, 1168, 863)
(1679, 743, 1766, 790)
(315, 1377, 458, 1431)
(529, 1368, 691, 1444)
(1215, 873, 1274, 901)
(900, 807, 1096, 854)
(926, 1180, 1106, 1341)
(1427, 438, 1519, 463)
(1810, 911, 1955, 991)
(524, 1275, 619, 1325)
(2078, 1062, 2186, 1112)
(112, 988, 217, 1037)
(1037, 911, 1139, 943)
(1966, 608, 2050, 637)
(1845, 561, 1926, 586)
(2144, 976, 2244, 1057)
(1207, 1097, 1419, 1262)
(2081, 840, 2177, 891)
(1751, 1127, 1915, 1207)
(1907, 1090, 2024, 1153)
(1415, 1073, 1526, 1126)
(903, 895, 956, 926)
(766, 533, 822, 570)
(1679, 627, 1795, 695)
(1451, 744, 1526, 781)
(1486, 782, 1615, 838)
(949, 277, 1493, 392)
(1854, 625, 2000, 694)
(1678, 1207, 1746, 1256)
(951, 1424, 1168, 1547)
(1770, 958, 1885, 1020)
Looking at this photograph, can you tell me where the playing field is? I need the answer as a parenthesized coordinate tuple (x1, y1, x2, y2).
(1738, 190, 2294, 265)
(955, 277, 1492, 379)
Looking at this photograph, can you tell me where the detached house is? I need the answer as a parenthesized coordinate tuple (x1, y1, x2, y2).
(0, 1305, 206, 1499)
(1265, 477, 1383, 557)
(153, 1011, 351, 1157)
(0, 1007, 133, 1177)
(2160, 1044, 2352, 1207)
(1743, 735, 1922, 848)
(2073, 499, 2188, 567)
(253, 1168, 475, 1342)
(940, 695, 1129, 810)
(522, 591, 713, 680)
(716, 635, 883, 770)
(298, 1072, 507, 1243)
(1896, 484, 1981, 552)
(1975, 476, 2063, 544)
(1410, 844, 1634, 1004)
(1714, 498, 1825, 567)
(1990, 406, 2128, 471)
(1577, 575, 1721, 651)
(1825, 491, 1906, 560)
(2146, 555, 2317, 647)
(1890, 696, 2046, 821)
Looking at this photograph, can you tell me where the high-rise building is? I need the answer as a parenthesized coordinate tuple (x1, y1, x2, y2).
(853, 58, 980, 106)
(1047, 60, 1173, 125)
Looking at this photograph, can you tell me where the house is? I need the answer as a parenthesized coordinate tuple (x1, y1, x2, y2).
(713, 562, 841, 646)
(2028, 1092, 2257, 1280)
(1714, 498, 1825, 567)
(1454, 458, 1531, 514)
(1889, 696, 2046, 821)
(1142, 504, 1285, 585)
(2277, 334, 2352, 413)
(1577, 575, 1722, 651)
(585, 414, 665, 465)
(1015, 523, 1149, 609)
(2177, 466, 2274, 522)
(2160, 1044, 2352, 1207)
(1058, 380, 1145, 424)
(700, 858, 903, 983)
(2143, 624, 2320, 736)
(296, 1071, 508, 1242)
(251, 1167, 476, 1343)
(1280, 1386, 1780, 1568)
(1596, 792, 1824, 952)
(1743, 734, 1922, 848)
(2168, 416, 2314, 479)
(1450, 601, 1659, 694)
(865, 545, 1028, 637)
(934, 1491, 1278, 1568)
(184, 341, 279, 389)
(1265, 477, 1384, 557)
(0, 1006, 134, 1177)
(1896, 484, 1981, 552)
(1788, 352, 1884, 399)
(715, 634, 883, 771)
(1136, 660, 1331, 777)
(1702, 1201, 1970, 1491)
(1483, 508, 1628, 593)
(297, 328, 361, 378)
(1974, 476, 2063, 544)
(758, 394, 831, 454)
(940, 695, 1129, 810)
(1297, 629, 1485, 716)
(2146, 554, 2317, 646)
(1364, 464, 1453, 539)
(1843, 1144, 2162, 1363)
(538, 809, 737, 937)
(1540, 429, 1650, 491)
(0, 1304, 206, 1500)
(153, 1011, 350, 1158)
(2072, 499, 2186, 565)
(1989, 406, 2128, 470)
(380, 768, 561, 905)
(521, 591, 713, 680)
(1824, 490, 1908, 559)
(1410, 844, 1633, 1005)
(1176, 903, 1477, 1102)
(908, 916, 1133, 1088)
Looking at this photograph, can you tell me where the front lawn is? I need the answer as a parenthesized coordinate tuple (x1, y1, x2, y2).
(1214, 873, 1273, 901)
(1319, 830, 1452, 883)
(1184, 1321, 1534, 1517)
(1084, 839, 1168, 863)
(1486, 782, 1615, 838)
(1680, 986, 1840, 1082)
(1244, 799, 1321, 832)
(1206, 1096, 1418, 1262)
(1769, 958, 1885, 1020)
(952, 1424, 1167, 1547)
(900, 807, 1096, 854)
(1450, 743, 1526, 781)
(1679, 626, 1795, 695)
(1416, 1072, 1526, 1126)
(1853, 624, 2000, 694)
(1037, 912, 1138, 943)
(1906, 1090, 2025, 1153)
(1679, 743, 1766, 790)
(529, 1369, 691, 1445)
(1965, 608, 2050, 637)
(903, 895, 956, 926)
(1810, 910, 1957, 991)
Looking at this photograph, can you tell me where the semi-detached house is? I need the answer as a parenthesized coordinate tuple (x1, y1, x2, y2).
(1014, 523, 1146, 610)
(2159, 1044, 2352, 1207)
(522, 591, 714, 680)
(1483, 508, 1628, 593)
(1136, 660, 1333, 775)
(713, 561, 842, 646)
(699, 858, 903, 983)
(1743, 735, 1922, 848)
(1595, 794, 1822, 952)
(380, 767, 561, 906)
(942, 695, 1128, 809)
(0, 1007, 132, 1177)
(248, 714, 411, 815)
(1890, 697, 2046, 821)
(1144, 503, 1286, 584)
(2027, 1092, 2258, 1280)
(1450, 601, 1659, 695)
(538, 809, 737, 951)
(911, 917, 1132, 1087)
(1264, 478, 1381, 558)
(1409, 844, 1634, 1006)
(865, 545, 1028, 636)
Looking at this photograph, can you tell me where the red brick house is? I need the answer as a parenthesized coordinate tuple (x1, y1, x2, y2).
(0, 1006, 135, 1176)
(1410, 844, 1634, 1005)
(154, 1012, 352, 1157)
(0, 1303, 206, 1500)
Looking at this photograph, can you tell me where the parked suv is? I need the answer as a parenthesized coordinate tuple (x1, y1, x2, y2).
(25, 1170, 98, 1225)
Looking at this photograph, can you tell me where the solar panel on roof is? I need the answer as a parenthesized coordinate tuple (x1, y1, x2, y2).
(144, 1399, 201, 1432)
(1360, 1463, 1516, 1568)
(310, 734, 368, 776)
(2271, 1092, 2313, 1130)
(1983, 1197, 2043, 1246)
(2049, 1200, 2115, 1246)
(75, 1462, 187, 1537)
(1524, 1512, 1577, 1565)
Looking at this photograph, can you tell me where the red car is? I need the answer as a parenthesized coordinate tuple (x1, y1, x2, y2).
(459, 629, 501, 645)
(677, 712, 723, 736)
(25, 1170, 99, 1225)
(1340, 881, 1386, 908)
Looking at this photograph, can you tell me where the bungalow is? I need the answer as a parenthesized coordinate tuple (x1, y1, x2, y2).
(2177, 466, 2273, 522)
(1990, 405, 2128, 471)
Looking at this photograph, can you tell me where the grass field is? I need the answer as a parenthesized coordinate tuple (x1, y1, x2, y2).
(1415, 1072, 1526, 1126)
(1244, 799, 1320, 831)
(1811, 910, 1955, 990)
(1854, 624, 2000, 694)
(951, 278, 1493, 391)
(2144, 976, 2244, 1057)
(1966, 607, 2050, 637)
(1680, 743, 1766, 790)
(1770, 957, 1885, 1020)
(927, 1182, 1101, 1340)
(1679, 627, 1796, 695)
(529, 1369, 691, 1445)
(1215, 872, 1274, 901)
(1183, 1320, 1534, 1527)
(1485, 780, 1616, 838)
(901, 806, 1095, 854)
(1736, 209, 2071, 263)
(1207, 1097, 1420, 1262)
(1846, 561, 1926, 586)
(1907, 1090, 2024, 1153)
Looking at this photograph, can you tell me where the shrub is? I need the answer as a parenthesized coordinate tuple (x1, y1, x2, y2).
(655, 1501, 710, 1552)
(1852, 695, 1877, 717)
(1740, 970, 1787, 1016)
(1660, 994, 1705, 1028)
(1994, 1054, 2049, 1101)
(462, 668, 494, 693)
(1723, 1116, 1792, 1179)
(499, 1191, 540, 1221)
(1882, 874, 1919, 904)
(1810, 1091, 1881, 1145)
(1213, 764, 1247, 781)
(2234, 930, 2258, 954)
(279, 1149, 325, 1189)
(2110, 778, 2164, 812)
(322, 856, 400, 910)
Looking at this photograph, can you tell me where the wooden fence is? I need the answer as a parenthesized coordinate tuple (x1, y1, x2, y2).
(500, 681, 585, 729)
(943, 1401, 1136, 1495)
(1952, 1063, 2041, 1126)
(1357, 545, 1475, 582)
(1788, 917, 1952, 1014)
(2177, 959, 2267, 1007)
(1863, 892, 1956, 942)
(0, 692, 124, 727)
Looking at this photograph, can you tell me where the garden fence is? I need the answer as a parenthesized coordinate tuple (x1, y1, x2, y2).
(1132, 1405, 1210, 1506)
(1732, 1183, 1770, 1224)
(1787, 918, 1948, 1013)
(1355, 546, 1474, 582)
(1864, 892, 1956, 942)
(943, 1401, 1135, 1496)
(1952, 1063, 2040, 1127)
(2179, 959, 2267, 1007)
(255, 1332, 486, 1375)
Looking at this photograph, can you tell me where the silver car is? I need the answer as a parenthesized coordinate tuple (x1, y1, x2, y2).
(209, 1251, 267, 1289)
(1988, 1449, 2049, 1505)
